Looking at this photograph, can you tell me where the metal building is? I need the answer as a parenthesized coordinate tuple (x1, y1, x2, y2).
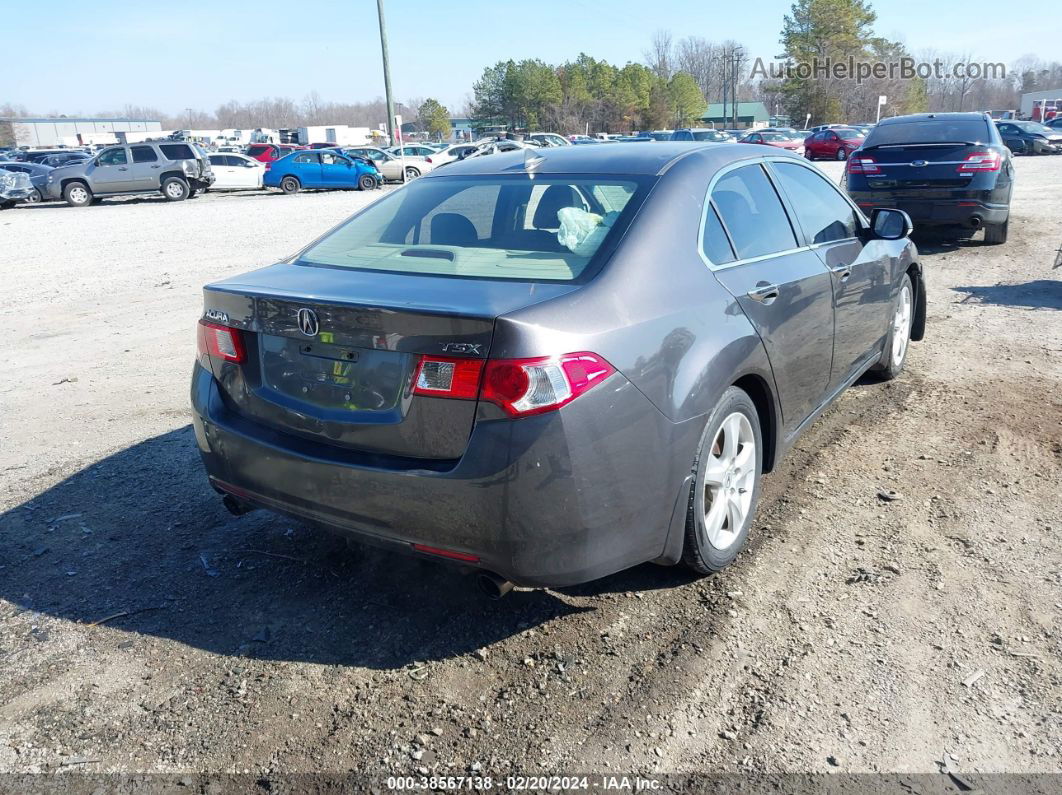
(1019, 89, 1062, 119)
(3, 117, 162, 148)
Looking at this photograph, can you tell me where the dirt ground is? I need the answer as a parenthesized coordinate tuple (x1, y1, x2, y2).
(1, 159, 1060, 785)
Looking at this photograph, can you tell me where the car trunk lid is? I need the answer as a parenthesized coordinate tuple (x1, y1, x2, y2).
(851, 142, 990, 194)
(201, 262, 577, 460)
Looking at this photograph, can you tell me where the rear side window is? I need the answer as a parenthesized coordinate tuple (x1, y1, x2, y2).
(771, 162, 859, 244)
(702, 203, 736, 265)
(711, 165, 797, 260)
(159, 144, 195, 160)
(865, 119, 991, 146)
(299, 175, 646, 281)
(131, 146, 158, 163)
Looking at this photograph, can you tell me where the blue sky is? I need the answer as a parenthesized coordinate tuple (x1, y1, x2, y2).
(5, 0, 1057, 115)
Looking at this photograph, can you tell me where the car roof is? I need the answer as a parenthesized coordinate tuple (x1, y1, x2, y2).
(877, 112, 988, 126)
(424, 141, 792, 177)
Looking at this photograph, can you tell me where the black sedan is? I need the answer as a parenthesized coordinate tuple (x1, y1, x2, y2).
(846, 112, 1014, 244)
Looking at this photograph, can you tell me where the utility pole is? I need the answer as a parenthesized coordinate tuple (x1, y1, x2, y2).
(376, 0, 397, 146)
(731, 47, 744, 129)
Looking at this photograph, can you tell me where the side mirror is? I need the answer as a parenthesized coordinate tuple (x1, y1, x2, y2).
(870, 207, 913, 240)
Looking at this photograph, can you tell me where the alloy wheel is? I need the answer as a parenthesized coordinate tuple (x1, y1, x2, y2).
(891, 280, 913, 366)
(701, 412, 756, 550)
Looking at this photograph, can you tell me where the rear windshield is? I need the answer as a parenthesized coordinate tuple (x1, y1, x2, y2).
(299, 175, 647, 281)
(865, 119, 991, 146)
(247, 145, 270, 156)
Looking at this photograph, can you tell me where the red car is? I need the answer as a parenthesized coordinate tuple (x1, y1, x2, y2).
(738, 131, 804, 154)
(245, 143, 306, 163)
(803, 127, 865, 161)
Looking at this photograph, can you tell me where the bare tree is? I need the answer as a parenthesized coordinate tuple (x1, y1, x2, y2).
(645, 29, 674, 80)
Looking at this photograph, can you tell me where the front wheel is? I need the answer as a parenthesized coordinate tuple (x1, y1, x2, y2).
(280, 176, 300, 194)
(836, 147, 849, 160)
(871, 273, 914, 380)
(161, 177, 189, 201)
(358, 174, 376, 191)
(682, 387, 763, 574)
(23, 188, 42, 204)
(983, 218, 1008, 244)
(404, 166, 420, 180)
(63, 181, 92, 207)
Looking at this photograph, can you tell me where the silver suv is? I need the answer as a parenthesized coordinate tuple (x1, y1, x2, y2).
(45, 141, 215, 207)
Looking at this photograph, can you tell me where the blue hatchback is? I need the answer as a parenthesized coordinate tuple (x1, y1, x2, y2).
(264, 149, 380, 194)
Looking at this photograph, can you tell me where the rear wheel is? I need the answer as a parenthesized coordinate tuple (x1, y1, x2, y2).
(871, 273, 914, 380)
(358, 174, 376, 191)
(63, 181, 92, 207)
(983, 218, 1008, 244)
(682, 387, 763, 574)
(161, 177, 189, 201)
(280, 176, 300, 194)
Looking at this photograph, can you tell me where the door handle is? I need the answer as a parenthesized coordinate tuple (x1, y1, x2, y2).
(747, 284, 780, 303)
(151, 165, 161, 169)
(118, 167, 128, 171)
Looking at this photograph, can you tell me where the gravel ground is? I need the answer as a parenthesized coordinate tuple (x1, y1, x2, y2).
(0, 161, 1060, 783)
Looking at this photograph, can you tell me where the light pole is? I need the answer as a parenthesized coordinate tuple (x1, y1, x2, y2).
(375, 0, 397, 146)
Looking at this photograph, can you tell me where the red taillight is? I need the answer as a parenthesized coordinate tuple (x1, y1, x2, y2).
(957, 152, 1001, 173)
(848, 155, 880, 174)
(425, 156, 433, 163)
(412, 356, 484, 399)
(411, 351, 616, 417)
(411, 543, 480, 563)
(264, 161, 272, 171)
(197, 320, 245, 363)
(480, 352, 615, 417)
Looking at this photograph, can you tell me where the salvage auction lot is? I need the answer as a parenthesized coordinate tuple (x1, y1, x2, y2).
(1, 160, 1059, 778)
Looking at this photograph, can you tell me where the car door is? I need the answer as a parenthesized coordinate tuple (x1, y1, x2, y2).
(769, 159, 891, 390)
(128, 145, 161, 189)
(290, 152, 322, 186)
(89, 146, 133, 193)
(705, 162, 836, 433)
(231, 155, 262, 188)
(207, 154, 236, 188)
(996, 124, 1021, 153)
(319, 151, 354, 187)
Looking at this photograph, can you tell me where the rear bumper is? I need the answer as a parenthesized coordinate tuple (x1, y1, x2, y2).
(190, 363, 687, 587)
(850, 194, 1009, 227)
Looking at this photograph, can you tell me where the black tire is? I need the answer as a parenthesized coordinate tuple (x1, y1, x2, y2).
(0, 200, 14, 210)
(358, 174, 376, 191)
(23, 188, 42, 204)
(682, 387, 763, 574)
(804, 149, 814, 160)
(836, 147, 849, 160)
(63, 181, 92, 207)
(983, 218, 1008, 245)
(280, 176, 300, 194)
(404, 166, 420, 180)
(187, 186, 199, 199)
(871, 273, 915, 380)
(161, 177, 189, 202)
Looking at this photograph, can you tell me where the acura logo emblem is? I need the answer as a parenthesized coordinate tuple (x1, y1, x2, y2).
(296, 308, 319, 337)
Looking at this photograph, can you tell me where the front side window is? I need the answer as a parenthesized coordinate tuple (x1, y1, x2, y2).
(97, 148, 128, 166)
(294, 152, 320, 164)
(711, 165, 797, 260)
(771, 162, 859, 244)
(131, 146, 158, 163)
(298, 175, 647, 282)
(320, 152, 345, 165)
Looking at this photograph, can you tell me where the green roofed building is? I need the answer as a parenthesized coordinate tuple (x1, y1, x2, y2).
(698, 102, 770, 129)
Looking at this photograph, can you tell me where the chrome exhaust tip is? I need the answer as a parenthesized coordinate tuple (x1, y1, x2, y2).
(476, 572, 514, 600)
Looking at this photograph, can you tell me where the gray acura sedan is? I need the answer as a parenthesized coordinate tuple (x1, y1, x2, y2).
(192, 143, 925, 594)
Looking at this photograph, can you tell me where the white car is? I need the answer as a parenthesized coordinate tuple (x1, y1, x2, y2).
(387, 145, 437, 159)
(526, 132, 571, 147)
(206, 153, 264, 190)
(464, 140, 541, 160)
(423, 143, 479, 168)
